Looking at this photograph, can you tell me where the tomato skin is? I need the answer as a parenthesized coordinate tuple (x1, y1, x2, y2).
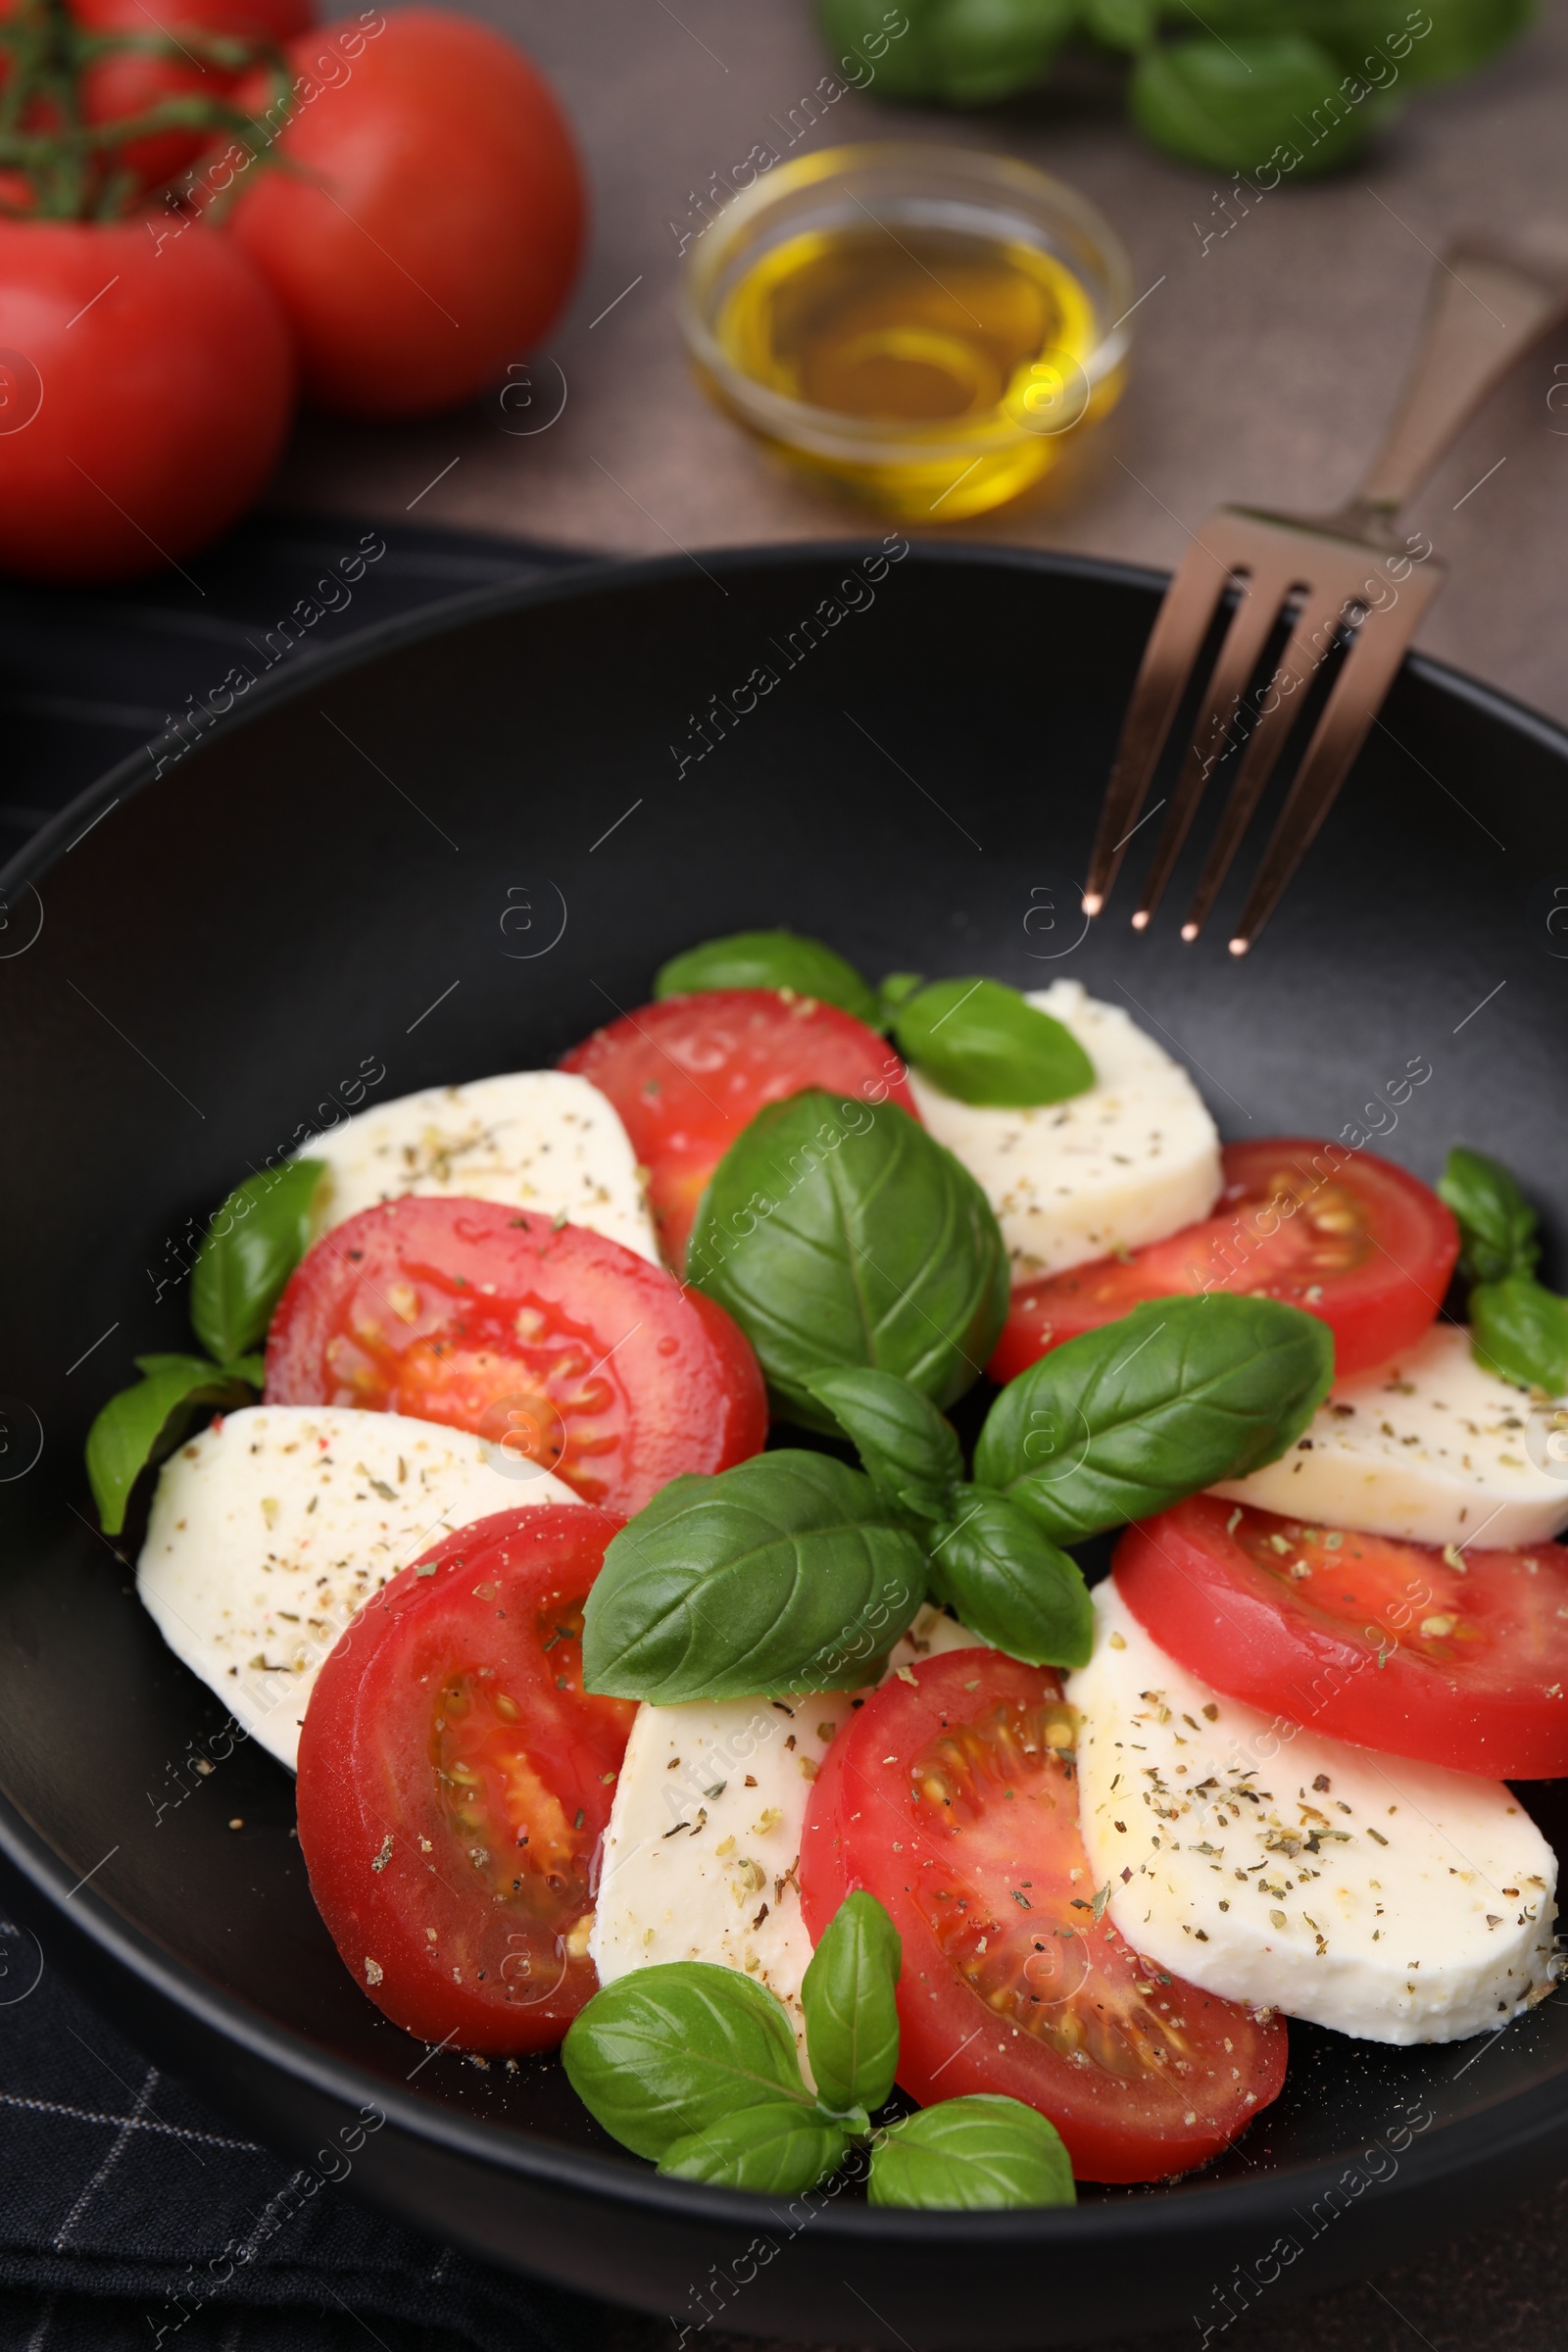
(72, 0, 313, 31)
(561, 990, 917, 1268)
(223, 9, 585, 416)
(264, 1196, 766, 1515)
(990, 1140, 1458, 1387)
(297, 1505, 635, 2052)
(0, 221, 293, 582)
(800, 1649, 1285, 2182)
(1115, 1495, 1568, 1780)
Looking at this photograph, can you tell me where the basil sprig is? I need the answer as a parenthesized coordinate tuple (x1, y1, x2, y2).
(975, 1295, 1334, 1542)
(867, 2095, 1077, 2210)
(803, 1366, 963, 1524)
(687, 1091, 1008, 1430)
(587, 1297, 1334, 1702)
(815, 0, 1528, 177)
(1439, 1146, 1568, 1394)
(581, 1452, 926, 1703)
(654, 929, 882, 1029)
(1440, 1146, 1540, 1287)
(810, 1369, 1093, 1665)
(927, 1486, 1094, 1669)
(84, 1158, 325, 1535)
(888, 976, 1095, 1108)
(652, 931, 1097, 1107)
(564, 1891, 1075, 2209)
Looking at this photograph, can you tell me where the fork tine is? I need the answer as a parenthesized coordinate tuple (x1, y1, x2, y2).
(1130, 569, 1290, 931)
(1083, 547, 1235, 914)
(1177, 585, 1353, 942)
(1228, 566, 1446, 955)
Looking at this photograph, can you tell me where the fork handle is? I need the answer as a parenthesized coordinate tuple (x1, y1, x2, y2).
(1343, 243, 1568, 527)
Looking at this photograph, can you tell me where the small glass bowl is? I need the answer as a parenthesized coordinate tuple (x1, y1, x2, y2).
(680, 142, 1135, 524)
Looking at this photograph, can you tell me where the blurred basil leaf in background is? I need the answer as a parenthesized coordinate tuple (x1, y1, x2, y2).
(1131, 33, 1392, 173)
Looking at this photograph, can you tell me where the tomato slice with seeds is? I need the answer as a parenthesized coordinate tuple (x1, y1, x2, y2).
(1115, 1494, 1568, 1779)
(989, 1139, 1458, 1386)
(264, 1196, 765, 1515)
(297, 1505, 635, 2052)
(799, 1648, 1285, 2181)
(560, 988, 916, 1266)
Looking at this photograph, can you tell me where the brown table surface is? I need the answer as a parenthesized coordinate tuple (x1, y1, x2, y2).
(275, 0, 1568, 728)
(280, 7, 1568, 2342)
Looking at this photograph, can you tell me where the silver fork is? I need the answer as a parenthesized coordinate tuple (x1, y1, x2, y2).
(1083, 241, 1568, 956)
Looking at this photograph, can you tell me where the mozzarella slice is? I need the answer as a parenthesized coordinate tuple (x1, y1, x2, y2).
(137, 1403, 577, 1772)
(1211, 1322, 1568, 1548)
(906, 979, 1222, 1282)
(590, 1608, 987, 2078)
(302, 1070, 659, 1263)
(1068, 1579, 1558, 2043)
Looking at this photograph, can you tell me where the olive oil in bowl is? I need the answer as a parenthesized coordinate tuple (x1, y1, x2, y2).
(682, 147, 1133, 521)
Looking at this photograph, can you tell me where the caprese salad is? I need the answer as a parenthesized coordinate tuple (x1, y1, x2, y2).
(86, 930, 1568, 2209)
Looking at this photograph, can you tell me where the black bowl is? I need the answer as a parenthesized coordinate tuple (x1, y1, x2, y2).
(3, 543, 1567, 2350)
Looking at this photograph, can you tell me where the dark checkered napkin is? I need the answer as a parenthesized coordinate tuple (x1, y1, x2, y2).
(0, 1920, 585, 2352)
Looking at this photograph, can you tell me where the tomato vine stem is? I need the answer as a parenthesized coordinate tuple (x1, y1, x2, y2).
(0, 0, 283, 220)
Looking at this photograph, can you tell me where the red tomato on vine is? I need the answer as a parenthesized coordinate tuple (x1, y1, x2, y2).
(73, 0, 316, 195)
(0, 221, 294, 581)
(223, 9, 586, 416)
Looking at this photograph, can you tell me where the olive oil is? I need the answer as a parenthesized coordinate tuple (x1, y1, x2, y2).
(711, 221, 1118, 520)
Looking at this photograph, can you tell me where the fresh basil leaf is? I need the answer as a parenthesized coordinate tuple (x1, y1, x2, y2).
(928, 1488, 1092, 1668)
(1310, 0, 1531, 86)
(189, 1159, 326, 1365)
(817, 0, 1075, 105)
(804, 1368, 963, 1524)
(581, 1451, 926, 1702)
(814, 0, 946, 99)
(1131, 32, 1387, 173)
(1439, 1146, 1540, 1287)
(876, 971, 924, 1024)
(890, 978, 1094, 1109)
(687, 1092, 1008, 1429)
(975, 1297, 1334, 1543)
(1471, 1277, 1568, 1395)
(659, 2101, 851, 2193)
(925, 0, 1077, 103)
(654, 930, 881, 1028)
(800, 1891, 902, 2117)
(868, 2095, 1076, 2209)
(86, 1362, 254, 1537)
(1083, 0, 1161, 47)
(563, 1961, 811, 2161)
(134, 1349, 266, 1385)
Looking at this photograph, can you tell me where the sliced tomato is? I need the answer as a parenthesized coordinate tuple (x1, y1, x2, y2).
(800, 1648, 1285, 2181)
(990, 1140, 1458, 1386)
(296, 1504, 634, 2051)
(1115, 1494, 1568, 1780)
(264, 1197, 765, 1515)
(560, 989, 916, 1267)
